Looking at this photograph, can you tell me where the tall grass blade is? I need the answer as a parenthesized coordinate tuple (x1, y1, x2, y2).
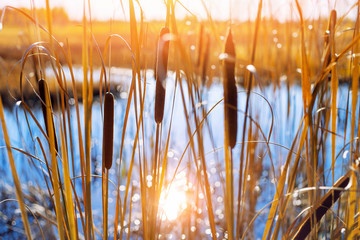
(347, 2, 360, 238)
(0, 97, 33, 240)
(39, 79, 58, 151)
(40, 78, 66, 240)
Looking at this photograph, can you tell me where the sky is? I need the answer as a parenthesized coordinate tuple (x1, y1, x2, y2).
(0, 0, 358, 22)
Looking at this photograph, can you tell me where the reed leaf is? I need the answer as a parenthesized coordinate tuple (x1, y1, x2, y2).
(347, 3, 360, 238)
(0, 97, 33, 240)
(329, 10, 338, 184)
(290, 172, 351, 240)
(41, 77, 66, 240)
(39, 79, 58, 152)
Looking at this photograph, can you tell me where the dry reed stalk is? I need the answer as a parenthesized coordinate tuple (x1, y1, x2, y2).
(154, 26, 170, 124)
(202, 33, 210, 86)
(197, 23, 204, 68)
(223, 28, 237, 149)
(39, 79, 58, 151)
(0, 97, 33, 240)
(40, 77, 66, 240)
(329, 9, 337, 183)
(103, 92, 115, 170)
(346, 3, 360, 239)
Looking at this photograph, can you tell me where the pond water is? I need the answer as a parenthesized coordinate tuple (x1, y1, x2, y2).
(0, 67, 356, 239)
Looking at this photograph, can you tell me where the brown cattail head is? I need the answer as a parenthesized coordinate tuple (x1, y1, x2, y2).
(154, 26, 170, 124)
(102, 92, 115, 170)
(38, 79, 58, 151)
(223, 28, 237, 149)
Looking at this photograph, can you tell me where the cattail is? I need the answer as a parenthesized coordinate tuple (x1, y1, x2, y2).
(102, 92, 114, 170)
(223, 28, 237, 149)
(154, 27, 170, 124)
(39, 79, 58, 151)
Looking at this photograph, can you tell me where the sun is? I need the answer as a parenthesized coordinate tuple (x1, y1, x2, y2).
(159, 185, 188, 221)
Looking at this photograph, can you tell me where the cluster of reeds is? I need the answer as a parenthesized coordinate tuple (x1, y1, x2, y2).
(1, 0, 360, 239)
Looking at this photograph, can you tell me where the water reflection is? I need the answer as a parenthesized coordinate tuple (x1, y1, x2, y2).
(0, 67, 356, 238)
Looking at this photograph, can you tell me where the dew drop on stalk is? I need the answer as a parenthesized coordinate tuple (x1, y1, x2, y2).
(131, 193, 140, 202)
(246, 64, 256, 73)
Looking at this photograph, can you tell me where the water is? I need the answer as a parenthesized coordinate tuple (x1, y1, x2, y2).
(0, 67, 357, 239)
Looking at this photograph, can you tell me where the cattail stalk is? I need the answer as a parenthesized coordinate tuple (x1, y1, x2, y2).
(154, 27, 170, 124)
(102, 92, 114, 240)
(222, 27, 237, 240)
(39, 79, 58, 151)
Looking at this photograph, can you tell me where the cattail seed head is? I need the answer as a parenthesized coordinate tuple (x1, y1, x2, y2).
(223, 28, 237, 149)
(103, 92, 115, 170)
(154, 26, 170, 124)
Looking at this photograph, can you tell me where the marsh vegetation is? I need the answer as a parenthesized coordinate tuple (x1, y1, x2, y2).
(0, 0, 360, 239)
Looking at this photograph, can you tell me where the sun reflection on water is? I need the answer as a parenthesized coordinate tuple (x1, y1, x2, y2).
(159, 182, 188, 221)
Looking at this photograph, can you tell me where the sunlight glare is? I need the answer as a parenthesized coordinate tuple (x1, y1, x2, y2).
(159, 186, 188, 221)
